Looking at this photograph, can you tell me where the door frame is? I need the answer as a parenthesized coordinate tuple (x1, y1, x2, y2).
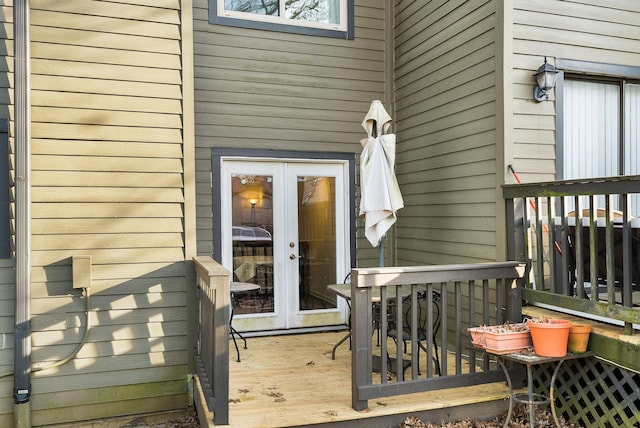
(211, 149, 357, 328)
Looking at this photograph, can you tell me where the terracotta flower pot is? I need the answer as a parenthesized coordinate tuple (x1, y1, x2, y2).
(527, 319, 572, 357)
(567, 324, 592, 353)
(467, 323, 531, 353)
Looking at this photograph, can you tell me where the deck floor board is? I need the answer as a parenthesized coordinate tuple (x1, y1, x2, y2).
(226, 331, 511, 427)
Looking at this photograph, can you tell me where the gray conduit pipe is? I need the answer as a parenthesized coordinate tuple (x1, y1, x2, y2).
(32, 289, 92, 373)
(0, 289, 91, 378)
(13, 1, 32, 426)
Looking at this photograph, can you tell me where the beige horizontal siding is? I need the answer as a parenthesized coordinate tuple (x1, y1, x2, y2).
(32, 75, 182, 99)
(33, 233, 184, 250)
(31, 172, 183, 188)
(31, 218, 184, 235)
(31, 27, 181, 55)
(32, 107, 183, 129)
(511, 0, 640, 182)
(32, 156, 182, 173)
(32, 381, 188, 426)
(32, 202, 184, 218)
(33, 90, 182, 113)
(30, 8, 180, 39)
(193, 0, 388, 256)
(31, 277, 186, 299)
(7, 0, 191, 424)
(32, 139, 183, 158)
(32, 59, 182, 85)
(30, 379, 187, 410)
(31, 188, 184, 203)
(394, 0, 498, 264)
(32, 124, 182, 143)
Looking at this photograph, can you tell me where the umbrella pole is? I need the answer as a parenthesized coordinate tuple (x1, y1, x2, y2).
(379, 235, 385, 267)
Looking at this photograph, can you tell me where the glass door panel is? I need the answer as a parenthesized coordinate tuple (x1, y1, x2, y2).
(231, 174, 274, 315)
(297, 176, 338, 311)
(286, 163, 346, 329)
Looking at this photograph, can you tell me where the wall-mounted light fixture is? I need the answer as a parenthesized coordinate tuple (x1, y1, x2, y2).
(533, 57, 559, 102)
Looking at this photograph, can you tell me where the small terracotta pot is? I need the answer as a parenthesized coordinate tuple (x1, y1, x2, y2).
(567, 324, 592, 353)
(528, 319, 572, 357)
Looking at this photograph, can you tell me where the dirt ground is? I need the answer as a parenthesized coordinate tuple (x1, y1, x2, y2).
(399, 404, 579, 428)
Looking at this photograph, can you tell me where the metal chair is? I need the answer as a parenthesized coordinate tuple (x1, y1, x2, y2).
(387, 289, 441, 376)
(255, 263, 274, 311)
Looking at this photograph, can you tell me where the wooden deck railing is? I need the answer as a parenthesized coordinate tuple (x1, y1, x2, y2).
(350, 262, 526, 411)
(503, 175, 640, 335)
(193, 256, 230, 426)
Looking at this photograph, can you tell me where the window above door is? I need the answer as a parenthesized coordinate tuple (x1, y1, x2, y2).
(209, 0, 354, 39)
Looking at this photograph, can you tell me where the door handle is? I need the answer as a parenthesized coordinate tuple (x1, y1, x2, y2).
(289, 254, 298, 260)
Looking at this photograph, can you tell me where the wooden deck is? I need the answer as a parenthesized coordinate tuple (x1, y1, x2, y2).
(217, 330, 513, 427)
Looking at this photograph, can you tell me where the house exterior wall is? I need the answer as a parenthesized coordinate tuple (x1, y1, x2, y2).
(511, 0, 640, 183)
(393, 0, 640, 266)
(193, 0, 389, 266)
(393, 0, 501, 265)
(1, 1, 195, 425)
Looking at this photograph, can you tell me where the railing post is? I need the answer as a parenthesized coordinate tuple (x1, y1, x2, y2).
(504, 276, 524, 323)
(350, 270, 372, 411)
(211, 272, 230, 425)
(505, 197, 516, 261)
(193, 256, 230, 426)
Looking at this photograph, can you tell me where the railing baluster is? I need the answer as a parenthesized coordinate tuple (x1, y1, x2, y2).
(547, 196, 557, 293)
(409, 285, 418, 380)
(380, 285, 388, 384)
(622, 194, 634, 335)
(395, 285, 404, 380)
(535, 196, 546, 290)
(605, 195, 616, 304)
(559, 196, 570, 296)
(454, 281, 462, 375)
(589, 195, 599, 299)
(439, 282, 447, 377)
(482, 279, 490, 371)
(468, 280, 476, 374)
(524, 198, 534, 287)
(575, 195, 585, 298)
(426, 282, 435, 378)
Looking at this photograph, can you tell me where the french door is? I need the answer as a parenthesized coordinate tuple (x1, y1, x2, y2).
(219, 158, 351, 332)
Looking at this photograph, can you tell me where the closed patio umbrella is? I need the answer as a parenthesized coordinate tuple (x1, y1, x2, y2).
(359, 100, 404, 264)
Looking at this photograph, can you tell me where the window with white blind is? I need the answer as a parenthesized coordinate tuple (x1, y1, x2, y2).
(562, 79, 639, 179)
(561, 75, 640, 214)
(624, 83, 640, 178)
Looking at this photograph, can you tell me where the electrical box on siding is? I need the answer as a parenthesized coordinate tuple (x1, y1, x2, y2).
(72, 255, 92, 289)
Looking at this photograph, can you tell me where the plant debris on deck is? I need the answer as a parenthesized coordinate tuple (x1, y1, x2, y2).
(399, 403, 579, 428)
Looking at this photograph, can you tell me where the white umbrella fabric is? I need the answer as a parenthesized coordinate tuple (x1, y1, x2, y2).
(358, 100, 404, 259)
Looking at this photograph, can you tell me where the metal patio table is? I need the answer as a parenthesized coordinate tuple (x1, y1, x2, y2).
(491, 350, 595, 428)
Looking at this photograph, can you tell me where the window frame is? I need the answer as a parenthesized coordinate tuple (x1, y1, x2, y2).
(208, 0, 354, 39)
(555, 59, 640, 180)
